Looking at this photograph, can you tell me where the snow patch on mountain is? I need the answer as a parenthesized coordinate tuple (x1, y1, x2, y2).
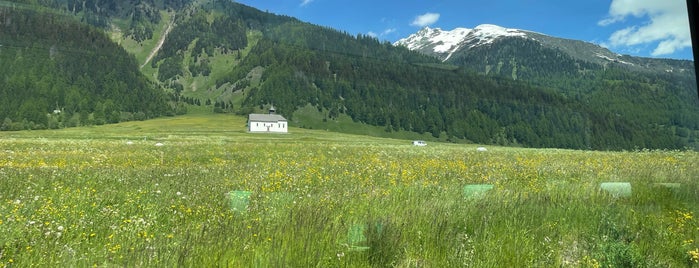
(395, 24, 529, 61)
(395, 27, 469, 56)
(466, 24, 527, 46)
(594, 52, 634, 65)
(433, 27, 471, 53)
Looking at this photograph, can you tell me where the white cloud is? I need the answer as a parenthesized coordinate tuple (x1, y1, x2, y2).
(599, 0, 691, 56)
(411, 13, 440, 27)
(300, 0, 313, 7)
(367, 28, 396, 39)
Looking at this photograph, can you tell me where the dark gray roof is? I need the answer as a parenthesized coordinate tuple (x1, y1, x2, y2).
(248, 114, 287, 122)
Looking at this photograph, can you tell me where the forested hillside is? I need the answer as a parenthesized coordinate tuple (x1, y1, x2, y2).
(5, 0, 191, 40)
(3, 0, 697, 150)
(445, 37, 699, 149)
(0, 7, 169, 130)
(187, 1, 690, 150)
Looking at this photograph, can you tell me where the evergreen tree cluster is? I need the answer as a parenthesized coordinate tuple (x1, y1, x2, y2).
(0, 7, 169, 130)
(4, 1, 697, 151)
(9, 0, 192, 39)
(220, 11, 696, 150)
(152, 4, 247, 81)
(213, 100, 234, 113)
(447, 37, 699, 149)
(226, 38, 623, 149)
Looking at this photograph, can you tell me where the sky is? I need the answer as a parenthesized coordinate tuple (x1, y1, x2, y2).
(234, 0, 695, 60)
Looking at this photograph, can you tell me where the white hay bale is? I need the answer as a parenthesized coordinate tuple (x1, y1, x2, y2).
(154, 142, 164, 147)
(600, 182, 632, 198)
(125, 141, 134, 145)
(476, 147, 487, 152)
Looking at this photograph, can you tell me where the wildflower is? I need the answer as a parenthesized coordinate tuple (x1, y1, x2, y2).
(689, 248, 699, 263)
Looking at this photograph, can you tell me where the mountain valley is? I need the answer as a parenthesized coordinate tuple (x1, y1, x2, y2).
(1, 0, 697, 150)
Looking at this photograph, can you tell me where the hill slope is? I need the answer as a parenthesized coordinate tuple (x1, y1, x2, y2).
(0, 6, 171, 130)
(4, 0, 698, 150)
(397, 24, 699, 149)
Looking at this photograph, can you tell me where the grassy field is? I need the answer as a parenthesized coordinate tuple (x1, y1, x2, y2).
(1, 114, 698, 267)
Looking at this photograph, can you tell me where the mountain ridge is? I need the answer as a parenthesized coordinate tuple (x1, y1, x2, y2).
(396, 24, 531, 61)
(395, 24, 694, 74)
(2, 1, 698, 150)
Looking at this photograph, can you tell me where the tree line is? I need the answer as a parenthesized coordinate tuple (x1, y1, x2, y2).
(216, 15, 693, 150)
(0, 7, 170, 130)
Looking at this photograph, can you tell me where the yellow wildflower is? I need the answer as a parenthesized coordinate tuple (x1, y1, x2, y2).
(689, 248, 699, 263)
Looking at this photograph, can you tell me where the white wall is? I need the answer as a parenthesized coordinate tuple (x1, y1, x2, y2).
(249, 121, 287, 133)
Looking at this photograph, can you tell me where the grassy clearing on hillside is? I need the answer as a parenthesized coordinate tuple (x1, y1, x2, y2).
(1, 114, 698, 267)
(179, 31, 264, 102)
(114, 11, 174, 65)
(291, 104, 450, 143)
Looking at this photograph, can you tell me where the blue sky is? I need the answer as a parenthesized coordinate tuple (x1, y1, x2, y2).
(235, 0, 694, 60)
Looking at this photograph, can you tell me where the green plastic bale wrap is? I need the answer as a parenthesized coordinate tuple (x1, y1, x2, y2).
(599, 182, 632, 198)
(463, 184, 493, 199)
(347, 224, 369, 250)
(228, 191, 252, 212)
(346, 222, 384, 251)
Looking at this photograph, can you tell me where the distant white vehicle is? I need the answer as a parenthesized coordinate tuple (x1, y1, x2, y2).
(412, 140, 427, 146)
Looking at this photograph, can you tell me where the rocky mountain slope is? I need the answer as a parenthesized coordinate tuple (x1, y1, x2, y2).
(395, 24, 695, 75)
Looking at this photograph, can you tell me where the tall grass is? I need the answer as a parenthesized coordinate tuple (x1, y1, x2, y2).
(0, 114, 698, 267)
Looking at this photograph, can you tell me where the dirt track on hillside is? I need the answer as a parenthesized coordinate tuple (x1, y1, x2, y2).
(141, 17, 174, 69)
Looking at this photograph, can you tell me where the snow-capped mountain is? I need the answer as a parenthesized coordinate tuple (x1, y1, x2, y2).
(394, 27, 469, 61)
(395, 24, 529, 61)
(395, 24, 693, 75)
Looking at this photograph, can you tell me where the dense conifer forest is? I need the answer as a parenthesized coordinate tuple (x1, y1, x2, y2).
(0, 7, 169, 130)
(1, 0, 697, 150)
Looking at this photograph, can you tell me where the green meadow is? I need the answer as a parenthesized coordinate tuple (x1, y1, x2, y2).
(1, 113, 698, 267)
